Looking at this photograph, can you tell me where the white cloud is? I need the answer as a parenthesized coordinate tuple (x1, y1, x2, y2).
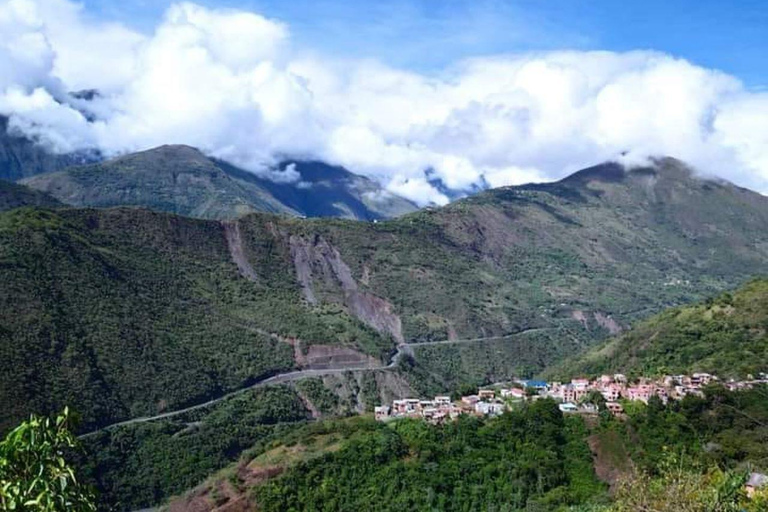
(1, 0, 768, 204)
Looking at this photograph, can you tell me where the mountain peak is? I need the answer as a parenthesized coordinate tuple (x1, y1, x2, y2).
(560, 157, 697, 187)
(113, 144, 211, 167)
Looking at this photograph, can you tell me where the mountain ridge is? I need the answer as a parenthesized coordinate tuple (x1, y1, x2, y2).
(3, 156, 768, 432)
(20, 144, 418, 221)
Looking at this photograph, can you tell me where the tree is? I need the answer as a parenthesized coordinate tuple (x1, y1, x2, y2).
(0, 408, 96, 511)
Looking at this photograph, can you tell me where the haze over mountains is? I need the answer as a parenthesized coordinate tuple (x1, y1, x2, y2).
(21, 144, 418, 221)
(0, 120, 420, 221)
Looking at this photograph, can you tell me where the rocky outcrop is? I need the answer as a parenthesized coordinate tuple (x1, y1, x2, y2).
(222, 220, 258, 281)
(570, 309, 623, 335)
(593, 312, 623, 335)
(296, 344, 380, 370)
(288, 234, 404, 343)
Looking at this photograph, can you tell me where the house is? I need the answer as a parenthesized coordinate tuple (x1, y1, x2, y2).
(434, 396, 451, 406)
(571, 378, 590, 390)
(478, 389, 496, 400)
(598, 375, 613, 385)
(558, 403, 578, 413)
(522, 380, 548, 390)
(374, 406, 391, 421)
(502, 388, 526, 399)
(601, 384, 622, 402)
(475, 401, 505, 416)
(461, 395, 480, 406)
(605, 402, 624, 416)
(613, 374, 627, 384)
(746, 472, 768, 498)
(692, 373, 716, 386)
(562, 385, 587, 403)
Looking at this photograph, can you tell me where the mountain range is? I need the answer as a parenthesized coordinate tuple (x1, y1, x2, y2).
(1, 119, 417, 221)
(2, 150, 768, 433)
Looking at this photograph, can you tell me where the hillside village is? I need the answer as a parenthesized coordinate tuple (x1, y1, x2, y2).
(375, 372, 768, 423)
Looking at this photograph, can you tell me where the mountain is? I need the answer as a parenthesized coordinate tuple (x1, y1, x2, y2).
(2, 157, 768, 432)
(0, 207, 393, 433)
(0, 180, 61, 211)
(0, 116, 95, 181)
(21, 145, 418, 220)
(551, 278, 768, 379)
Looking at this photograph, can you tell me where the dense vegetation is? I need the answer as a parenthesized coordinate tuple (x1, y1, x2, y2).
(253, 401, 608, 511)
(79, 385, 310, 511)
(0, 180, 61, 212)
(554, 278, 768, 379)
(0, 207, 392, 432)
(0, 408, 95, 511)
(4, 156, 768, 455)
(165, 385, 768, 512)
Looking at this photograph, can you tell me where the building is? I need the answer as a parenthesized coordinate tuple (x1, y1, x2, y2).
(558, 403, 578, 413)
(601, 384, 622, 402)
(522, 380, 548, 390)
(501, 388, 525, 399)
(746, 472, 768, 498)
(605, 402, 624, 416)
(461, 395, 480, 406)
(475, 401, 505, 416)
(478, 389, 496, 400)
(571, 378, 590, 390)
(374, 406, 391, 421)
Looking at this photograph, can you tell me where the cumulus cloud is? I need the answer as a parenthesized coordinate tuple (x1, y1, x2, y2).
(1, 0, 768, 204)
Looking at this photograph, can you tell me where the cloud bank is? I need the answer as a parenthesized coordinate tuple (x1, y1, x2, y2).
(1, 0, 768, 204)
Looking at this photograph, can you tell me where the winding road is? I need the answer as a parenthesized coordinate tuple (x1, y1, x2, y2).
(78, 327, 549, 438)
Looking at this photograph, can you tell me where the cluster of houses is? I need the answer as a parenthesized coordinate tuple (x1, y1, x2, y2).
(374, 389, 510, 424)
(548, 372, 768, 416)
(375, 372, 768, 423)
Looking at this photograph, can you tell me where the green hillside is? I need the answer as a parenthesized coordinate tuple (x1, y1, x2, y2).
(552, 278, 768, 379)
(0, 207, 391, 432)
(3, 157, 768, 431)
(22, 145, 417, 221)
(0, 180, 62, 211)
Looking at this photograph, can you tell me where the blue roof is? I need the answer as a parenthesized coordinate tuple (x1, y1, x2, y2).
(524, 380, 548, 388)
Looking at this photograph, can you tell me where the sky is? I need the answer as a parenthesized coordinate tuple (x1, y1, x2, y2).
(84, 0, 768, 88)
(1, 0, 768, 204)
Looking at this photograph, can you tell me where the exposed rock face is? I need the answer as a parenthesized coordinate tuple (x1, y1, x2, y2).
(288, 234, 404, 343)
(570, 310, 623, 335)
(296, 344, 380, 370)
(571, 310, 589, 329)
(222, 220, 258, 281)
(593, 311, 623, 335)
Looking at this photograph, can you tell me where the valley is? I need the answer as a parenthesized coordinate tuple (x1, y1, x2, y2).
(2, 151, 768, 511)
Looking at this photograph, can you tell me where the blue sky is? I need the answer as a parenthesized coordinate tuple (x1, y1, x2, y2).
(85, 0, 768, 88)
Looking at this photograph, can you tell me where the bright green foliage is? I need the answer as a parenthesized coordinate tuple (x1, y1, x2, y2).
(0, 207, 391, 433)
(555, 278, 768, 379)
(255, 400, 607, 511)
(0, 408, 96, 511)
(79, 386, 310, 511)
(611, 454, 748, 512)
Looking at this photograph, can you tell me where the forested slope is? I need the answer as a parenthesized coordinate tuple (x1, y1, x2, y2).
(552, 278, 768, 378)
